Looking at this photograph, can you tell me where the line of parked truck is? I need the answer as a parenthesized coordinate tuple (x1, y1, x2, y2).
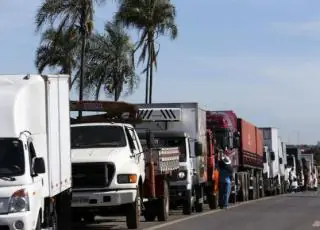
(0, 74, 316, 230)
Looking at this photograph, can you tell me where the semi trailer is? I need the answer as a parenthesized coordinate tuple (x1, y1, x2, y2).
(206, 111, 264, 203)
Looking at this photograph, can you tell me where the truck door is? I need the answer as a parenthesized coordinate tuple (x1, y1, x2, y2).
(125, 127, 144, 172)
(27, 140, 43, 223)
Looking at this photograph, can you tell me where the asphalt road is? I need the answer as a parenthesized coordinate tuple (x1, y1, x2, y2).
(74, 191, 320, 230)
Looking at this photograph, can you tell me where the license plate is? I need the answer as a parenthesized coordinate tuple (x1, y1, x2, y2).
(72, 197, 89, 204)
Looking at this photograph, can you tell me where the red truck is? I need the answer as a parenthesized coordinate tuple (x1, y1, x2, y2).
(206, 111, 264, 203)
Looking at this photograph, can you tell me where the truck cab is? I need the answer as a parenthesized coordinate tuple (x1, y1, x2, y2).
(70, 101, 145, 229)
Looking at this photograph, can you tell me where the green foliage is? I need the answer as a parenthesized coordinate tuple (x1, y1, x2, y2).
(34, 0, 178, 102)
(76, 21, 139, 101)
(115, 0, 178, 103)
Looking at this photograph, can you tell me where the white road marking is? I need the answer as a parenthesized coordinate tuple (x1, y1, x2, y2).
(143, 196, 273, 230)
(312, 220, 320, 227)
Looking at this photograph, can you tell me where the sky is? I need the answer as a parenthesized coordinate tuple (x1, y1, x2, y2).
(0, 0, 320, 144)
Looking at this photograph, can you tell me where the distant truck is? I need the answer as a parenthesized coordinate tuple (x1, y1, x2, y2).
(0, 74, 72, 230)
(69, 101, 180, 229)
(206, 111, 264, 202)
(286, 146, 304, 190)
(136, 103, 218, 215)
(301, 153, 314, 190)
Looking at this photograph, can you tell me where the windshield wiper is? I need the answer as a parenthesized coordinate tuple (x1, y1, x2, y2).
(0, 176, 16, 181)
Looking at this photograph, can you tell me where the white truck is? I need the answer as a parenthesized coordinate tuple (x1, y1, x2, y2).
(69, 101, 180, 229)
(0, 74, 72, 230)
(278, 137, 287, 194)
(135, 103, 213, 215)
(281, 141, 290, 192)
(260, 127, 282, 195)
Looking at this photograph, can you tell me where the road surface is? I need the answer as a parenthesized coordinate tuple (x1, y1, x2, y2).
(74, 191, 320, 230)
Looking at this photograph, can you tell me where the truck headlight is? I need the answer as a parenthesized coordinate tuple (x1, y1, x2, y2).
(117, 174, 137, 184)
(178, 171, 186, 179)
(8, 189, 30, 213)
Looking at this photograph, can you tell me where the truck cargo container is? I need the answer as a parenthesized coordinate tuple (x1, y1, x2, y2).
(70, 101, 180, 229)
(135, 103, 218, 215)
(0, 74, 72, 230)
(206, 111, 264, 203)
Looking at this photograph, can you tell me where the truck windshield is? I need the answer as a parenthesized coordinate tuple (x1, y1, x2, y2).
(287, 156, 294, 167)
(140, 136, 187, 162)
(71, 125, 127, 149)
(214, 129, 229, 150)
(0, 139, 25, 177)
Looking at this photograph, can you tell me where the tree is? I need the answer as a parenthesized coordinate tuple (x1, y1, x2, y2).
(35, 0, 106, 116)
(115, 0, 178, 104)
(35, 27, 79, 89)
(81, 21, 139, 101)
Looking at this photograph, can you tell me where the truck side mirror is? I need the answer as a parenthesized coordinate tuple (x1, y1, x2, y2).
(194, 141, 203, 156)
(146, 130, 155, 149)
(263, 152, 267, 163)
(279, 157, 283, 164)
(270, 152, 275, 161)
(233, 132, 240, 148)
(34, 157, 45, 174)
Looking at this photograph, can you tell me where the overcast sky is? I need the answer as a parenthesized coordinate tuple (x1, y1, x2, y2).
(1, 0, 319, 144)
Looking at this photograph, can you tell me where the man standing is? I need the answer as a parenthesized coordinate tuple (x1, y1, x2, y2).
(218, 155, 233, 209)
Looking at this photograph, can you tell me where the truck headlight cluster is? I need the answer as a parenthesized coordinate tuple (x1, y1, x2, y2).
(8, 189, 30, 213)
(175, 170, 187, 180)
(117, 174, 137, 184)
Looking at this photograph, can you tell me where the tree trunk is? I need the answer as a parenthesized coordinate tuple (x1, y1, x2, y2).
(68, 59, 72, 90)
(145, 63, 149, 104)
(148, 34, 153, 104)
(78, 6, 87, 118)
(148, 54, 153, 104)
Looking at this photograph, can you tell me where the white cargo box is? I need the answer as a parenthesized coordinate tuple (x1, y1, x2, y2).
(0, 74, 71, 197)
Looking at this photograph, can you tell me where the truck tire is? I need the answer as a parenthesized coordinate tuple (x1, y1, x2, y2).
(157, 181, 169, 221)
(195, 185, 203, 212)
(144, 201, 157, 222)
(182, 191, 193, 215)
(207, 191, 219, 210)
(126, 187, 141, 229)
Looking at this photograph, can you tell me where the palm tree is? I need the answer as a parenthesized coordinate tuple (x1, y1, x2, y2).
(35, 0, 106, 116)
(35, 27, 79, 89)
(115, 0, 178, 104)
(81, 21, 138, 101)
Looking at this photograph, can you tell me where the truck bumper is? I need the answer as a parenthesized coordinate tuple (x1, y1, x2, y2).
(72, 189, 137, 208)
(169, 185, 191, 205)
(0, 211, 33, 230)
(72, 189, 137, 217)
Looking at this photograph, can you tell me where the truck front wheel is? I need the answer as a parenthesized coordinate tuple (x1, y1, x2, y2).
(126, 187, 141, 229)
(208, 191, 219, 210)
(182, 190, 193, 215)
(195, 185, 203, 212)
(157, 180, 169, 221)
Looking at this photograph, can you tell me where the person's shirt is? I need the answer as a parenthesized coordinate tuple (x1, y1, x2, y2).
(218, 160, 233, 183)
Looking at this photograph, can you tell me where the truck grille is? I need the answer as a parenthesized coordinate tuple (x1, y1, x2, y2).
(72, 162, 115, 189)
